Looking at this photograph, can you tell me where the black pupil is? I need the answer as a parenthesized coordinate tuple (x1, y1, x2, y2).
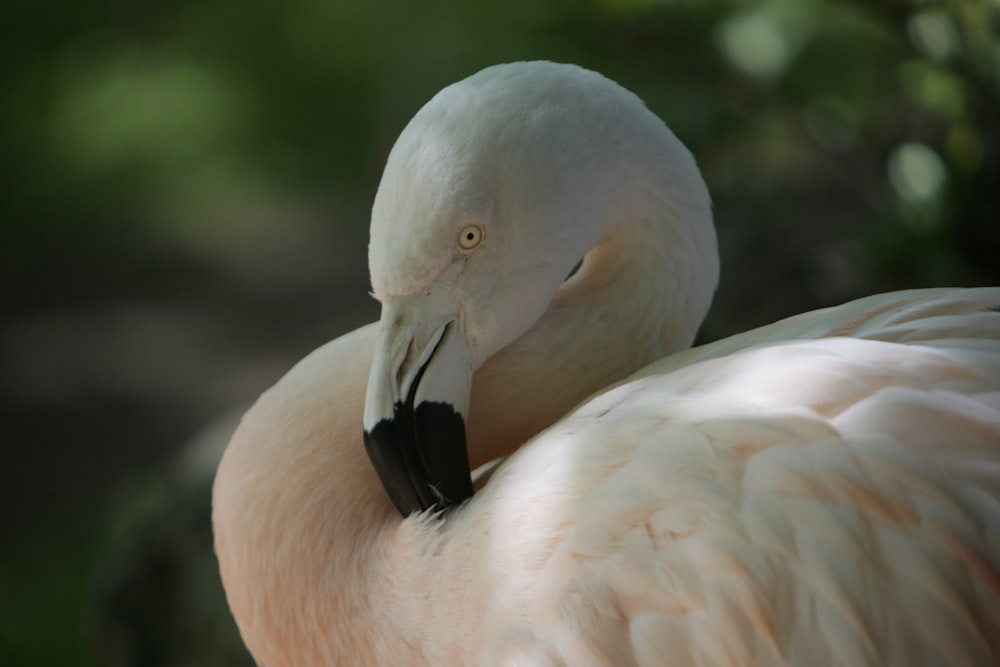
(466, 232, 474, 240)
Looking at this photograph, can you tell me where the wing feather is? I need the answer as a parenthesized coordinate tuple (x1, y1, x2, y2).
(483, 289, 1000, 666)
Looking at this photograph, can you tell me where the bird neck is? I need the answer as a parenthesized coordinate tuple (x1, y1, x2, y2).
(213, 165, 719, 665)
(214, 325, 404, 666)
(465, 170, 718, 468)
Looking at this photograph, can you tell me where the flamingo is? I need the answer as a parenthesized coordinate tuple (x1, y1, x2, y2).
(212, 61, 1000, 666)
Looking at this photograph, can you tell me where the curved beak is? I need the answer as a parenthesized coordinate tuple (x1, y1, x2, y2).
(363, 301, 474, 516)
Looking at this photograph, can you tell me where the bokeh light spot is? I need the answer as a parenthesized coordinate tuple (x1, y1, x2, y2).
(897, 61, 966, 119)
(888, 142, 946, 203)
(716, 11, 790, 81)
(906, 11, 958, 62)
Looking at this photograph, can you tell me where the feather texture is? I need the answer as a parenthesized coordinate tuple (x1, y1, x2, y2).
(212, 61, 1000, 666)
(455, 289, 1000, 666)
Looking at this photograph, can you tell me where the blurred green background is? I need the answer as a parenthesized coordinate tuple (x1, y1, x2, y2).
(2, 0, 998, 664)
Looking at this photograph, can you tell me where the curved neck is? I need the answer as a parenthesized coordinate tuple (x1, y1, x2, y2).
(213, 184, 718, 665)
(466, 166, 718, 467)
(214, 325, 399, 665)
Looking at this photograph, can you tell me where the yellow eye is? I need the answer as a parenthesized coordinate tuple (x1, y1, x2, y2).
(458, 224, 484, 251)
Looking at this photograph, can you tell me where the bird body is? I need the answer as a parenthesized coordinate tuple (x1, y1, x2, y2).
(468, 288, 1000, 666)
(213, 62, 1000, 666)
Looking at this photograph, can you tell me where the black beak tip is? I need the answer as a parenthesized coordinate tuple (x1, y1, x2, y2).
(363, 401, 473, 517)
(363, 418, 423, 517)
(413, 401, 474, 507)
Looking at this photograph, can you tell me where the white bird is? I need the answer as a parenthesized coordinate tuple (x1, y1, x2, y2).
(212, 61, 1000, 666)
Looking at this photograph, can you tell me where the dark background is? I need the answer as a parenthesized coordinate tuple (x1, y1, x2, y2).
(3, 0, 998, 664)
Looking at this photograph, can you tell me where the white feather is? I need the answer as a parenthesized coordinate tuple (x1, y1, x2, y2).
(212, 62, 1000, 666)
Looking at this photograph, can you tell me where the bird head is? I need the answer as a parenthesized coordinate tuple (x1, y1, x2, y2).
(362, 61, 712, 516)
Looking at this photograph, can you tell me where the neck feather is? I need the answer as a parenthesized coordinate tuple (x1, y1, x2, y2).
(214, 325, 401, 665)
(466, 158, 717, 467)
(213, 166, 718, 664)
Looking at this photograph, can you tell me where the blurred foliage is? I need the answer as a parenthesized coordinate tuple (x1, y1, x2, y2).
(2, 0, 998, 665)
(3, 0, 997, 311)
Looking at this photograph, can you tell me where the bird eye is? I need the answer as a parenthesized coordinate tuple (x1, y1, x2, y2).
(458, 224, 484, 251)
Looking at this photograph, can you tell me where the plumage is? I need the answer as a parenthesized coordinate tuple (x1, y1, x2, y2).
(213, 62, 1000, 666)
